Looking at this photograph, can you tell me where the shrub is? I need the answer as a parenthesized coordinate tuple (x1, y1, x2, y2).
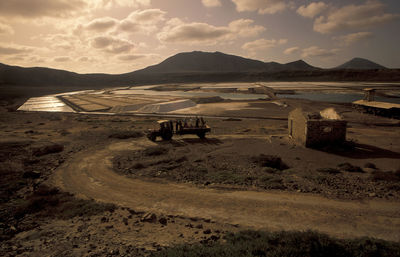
(109, 131, 143, 139)
(252, 154, 289, 170)
(31, 143, 64, 157)
(144, 146, 168, 156)
(132, 162, 145, 169)
(317, 168, 341, 174)
(371, 171, 400, 182)
(14, 185, 116, 220)
(337, 163, 364, 173)
(151, 230, 400, 257)
(259, 175, 286, 190)
(364, 163, 377, 169)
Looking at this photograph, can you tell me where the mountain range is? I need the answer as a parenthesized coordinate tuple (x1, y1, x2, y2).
(1, 51, 398, 89)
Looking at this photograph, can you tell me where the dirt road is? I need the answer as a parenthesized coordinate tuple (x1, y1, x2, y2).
(50, 140, 400, 242)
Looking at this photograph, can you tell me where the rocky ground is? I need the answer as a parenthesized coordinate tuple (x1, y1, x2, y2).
(1, 93, 400, 256)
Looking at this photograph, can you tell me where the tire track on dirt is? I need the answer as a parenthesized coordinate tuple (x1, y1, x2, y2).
(50, 140, 400, 242)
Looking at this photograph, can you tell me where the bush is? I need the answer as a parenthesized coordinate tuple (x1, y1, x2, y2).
(364, 163, 377, 169)
(337, 163, 364, 173)
(371, 171, 400, 182)
(109, 131, 143, 139)
(151, 230, 400, 257)
(252, 154, 289, 170)
(31, 143, 64, 157)
(144, 146, 168, 156)
(14, 185, 116, 220)
(259, 175, 286, 189)
(317, 168, 341, 174)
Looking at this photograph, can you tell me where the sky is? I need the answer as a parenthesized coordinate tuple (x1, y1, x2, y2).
(0, 0, 399, 74)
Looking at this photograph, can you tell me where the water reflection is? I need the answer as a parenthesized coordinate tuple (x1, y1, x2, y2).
(17, 96, 74, 112)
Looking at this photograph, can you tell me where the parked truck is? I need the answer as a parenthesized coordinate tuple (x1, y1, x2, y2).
(146, 118, 210, 141)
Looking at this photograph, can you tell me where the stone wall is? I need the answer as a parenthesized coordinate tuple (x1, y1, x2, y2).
(288, 109, 307, 145)
(305, 120, 347, 147)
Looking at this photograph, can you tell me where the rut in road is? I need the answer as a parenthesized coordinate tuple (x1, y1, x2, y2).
(50, 140, 400, 242)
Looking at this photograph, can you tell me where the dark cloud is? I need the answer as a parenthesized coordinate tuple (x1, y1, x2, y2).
(314, 1, 400, 34)
(54, 56, 71, 62)
(0, 44, 32, 55)
(302, 46, 339, 58)
(117, 54, 145, 61)
(158, 22, 230, 43)
(86, 17, 117, 31)
(91, 36, 113, 48)
(91, 36, 135, 54)
(0, 0, 87, 19)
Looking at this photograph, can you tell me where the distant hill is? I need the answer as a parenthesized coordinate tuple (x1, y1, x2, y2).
(334, 57, 386, 70)
(135, 51, 285, 73)
(284, 60, 319, 71)
(1, 52, 399, 93)
(0, 63, 127, 88)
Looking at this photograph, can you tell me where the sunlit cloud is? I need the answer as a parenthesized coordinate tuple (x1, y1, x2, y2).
(242, 38, 287, 53)
(90, 0, 151, 9)
(116, 9, 166, 35)
(231, 0, 288, 14)
(117, 54, 146, 61)
(158, 18, 264, 45)
(28, 55, 47, 63)
(297, 2, 328, 19)
(85, 17, 118, 32)
(202, 0, 222, 8)
(0, 0, 398, 72)
(126, 9, 166, 24)
(77, 56, 96, 62)
(158, 21, 229, 44)
(301, 46, 339, 58)
(0, 43, 33, 55)
(313, 0, 399, 34)
(0, 22, 15, 35)
(284, 46, 300, 55)
(335, 32, 373, 46)
(54, 56, 72, 62)
(228, 19, 265, 37)
(91, 36, 135, 54)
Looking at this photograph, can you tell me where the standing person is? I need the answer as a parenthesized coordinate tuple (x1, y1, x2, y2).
(200, 117, 205, 127)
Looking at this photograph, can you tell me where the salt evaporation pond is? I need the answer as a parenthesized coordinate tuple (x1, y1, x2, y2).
(17, 82, 400, 113)
(278, 92, 400, 104)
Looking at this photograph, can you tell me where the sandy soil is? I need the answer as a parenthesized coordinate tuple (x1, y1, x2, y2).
(1, 92, 400, 256)
(51, 139, 400, 241)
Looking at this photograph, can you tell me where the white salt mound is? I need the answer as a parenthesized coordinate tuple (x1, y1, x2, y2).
(320, 108, 342, 120)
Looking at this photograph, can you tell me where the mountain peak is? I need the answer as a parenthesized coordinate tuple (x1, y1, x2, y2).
(335, 57, 386, 70)
(284, 59, 318, 70)
(135, 51, 281, 73)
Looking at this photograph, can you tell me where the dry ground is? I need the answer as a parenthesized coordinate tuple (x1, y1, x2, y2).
(1, 95, 400, 256)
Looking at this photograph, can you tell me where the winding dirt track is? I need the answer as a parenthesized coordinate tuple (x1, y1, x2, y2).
(50, 140, 400, 242)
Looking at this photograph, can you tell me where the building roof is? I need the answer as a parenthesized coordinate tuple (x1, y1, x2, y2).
(353, 100, 400, 110)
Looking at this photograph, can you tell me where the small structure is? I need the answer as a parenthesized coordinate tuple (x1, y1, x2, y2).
(288, 108, 347, 148)
(363, 88, 376, 102)
(353, 88, 400, 119)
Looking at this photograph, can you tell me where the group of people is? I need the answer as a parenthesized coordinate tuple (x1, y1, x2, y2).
(175, 117, 206, 131)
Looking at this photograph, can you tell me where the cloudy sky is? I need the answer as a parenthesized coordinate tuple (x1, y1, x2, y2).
(0, 0, 399, 74)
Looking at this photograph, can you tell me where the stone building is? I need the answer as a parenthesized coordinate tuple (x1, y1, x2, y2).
(288, 108, 347, 147)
